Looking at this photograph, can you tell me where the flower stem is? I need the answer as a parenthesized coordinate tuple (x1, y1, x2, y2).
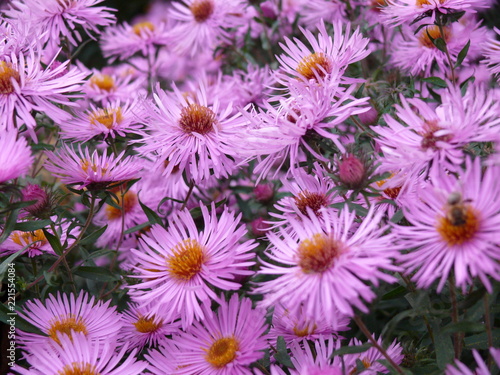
(353, 315, 405, 374)
(180, 180, 195, 211)
(448, 276, 461, 359)
(484, 293, 493, 369)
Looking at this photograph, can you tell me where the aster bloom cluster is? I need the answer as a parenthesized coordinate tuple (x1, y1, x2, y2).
(1, 0, 500, 374)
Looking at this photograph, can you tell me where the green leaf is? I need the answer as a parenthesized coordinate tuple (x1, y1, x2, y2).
(0, 209, 20, 243)
(42, 229, 64, 256)
(422, 77, 447, 88)
(382, 285, 407, 300)
(432, 321, 454, 370)
(274, 336, 294, 368)
(332, 343, 371, 357)
(464, 329, 500, 349)
(390, 209, 405, 224)
(83, 249, 115, 262)
(0, 303, 45, 335)
(80, 225, 108, 246)
(0, 249, 24, 280)
(124, 222, 152, 235)
(455, 40, 470, 68)
(14, 219, 52, 232)
(139, 200, 162, 225)
(432, 37, 447, 53)
(73, 266, 119, 282)
(31, 143, 55, 151)
(441, 321, 485, 334)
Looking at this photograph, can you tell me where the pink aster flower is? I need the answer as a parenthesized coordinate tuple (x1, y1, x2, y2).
(269, 303, 350, 345)
(0, 50, 85, 138)
(285, 337, 343, 375)
(136, 82, 248, 184)
(58, 99, 142, 141)
(381, 0, 487, 27)
(12, 332, 147, 375)
(446, 348, 500, 375)
(128, 203, 257, 329)
(168, 0, 249, 56)
(44, 144, 143, 190)
(373, 85, 500, 176)
(299, 0, 348, 29)
(396, 157, 500, 292)
(7, 0, 115, 51)
(343, 336, 404, 374)
(17, 291, 122, 347)
(100, 19, 170, 62)
(254, 206, 399, 325)
(483, 27, 500, 82)
(119, 303, 181, 351)
(147, 294, 268, 375)
(0, 130, 33, 183)
(276, 20, 370, 86)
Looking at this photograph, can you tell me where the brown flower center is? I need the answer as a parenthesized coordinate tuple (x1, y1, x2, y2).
(296, 52, 332, 81)
(190, 0, 214, 22)
(297, 233, 342, 274)
(105, 190, 138, 220)
(420, 120, 452, 150)
(89, 107, 123, 129)
(133, 314, 163, 333)
(90, 74, 115, 91)
(132, 21, 155, 36)
(419, 26, 450, 49)
(436, 205, 479, 246)
(294, 191, 328, 217)
(292, 322, 317, 337)
(179, 103, 217, 135)
(205, 337, 239, 368)
(58, 363, 99, 375)
(0, 61, 20, 95)
(48, 314, 88, 345)
(167, 239, 206, 281)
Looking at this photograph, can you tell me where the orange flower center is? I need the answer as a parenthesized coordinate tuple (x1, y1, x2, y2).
(89, 107, 123, 129)
(419, 26, 450, 49)
(294, 191, 328, 217)
(167, 239, 206, 281)
(105, 190, 138, 220)
(297, 233, 342, 274)
(436, 205, 479, 246)
(132, 21, 155, 35)
(48, 314, 88, 345)
(11, 230, 47, 248)
(0, 61, 20, 95)
(179, 103, 217, 135)
(292, 322, 317, 337)
(58, 362, 99, 375)
(90, 74, 115, 91)
(190, 0, 214, 22)
(133, 314, 163, 333)
(416, 0, 444, 6)
(296, 52, 332, 81)
(205, 337, 239, 368)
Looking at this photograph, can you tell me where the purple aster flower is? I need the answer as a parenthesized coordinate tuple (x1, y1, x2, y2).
(7, 0, 115, 51)
(381, 0, 488, 27)
(0, 50, 85, 138)
(136, 82, 248, 184)
(58, 99, 143, 141)
(254, 206, 399, 325)
(373, 85, 500, 176)
(269, 303, 350, 345)
(0, 130, 33, 183)
(286, 337, 344, 375)
(17, 291, 122, 347)
(396, 157, 500, 292)
(128, 203, 257, 329)
(44, 144, 143, 190)
(299, 0, 348, 29)
(147, 294, 268, 374)
(483, 27, 500, 83)
(446, 348, 500, 375)
(12, 331, 147, 375)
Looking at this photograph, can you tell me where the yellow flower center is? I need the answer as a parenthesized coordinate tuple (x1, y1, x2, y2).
(58, 363, 99, 375)
(190, 0, 215, 22)
(48, 314, 88, 345)
(90, 74, 115, 91)
(416, 0, 444, 6)
(292, 322, 317, 337)
(419, 26, 450, 49)
(205, 337, 239, 368)
(89, 107, 123, 129)
(179, 103, 217, 135)
(297, 233, 342, 274)
(80, 159, 107, 176)
(436, 205, 479, 246)
(105, 190, 138, 220)
(166, 239, 206, 281)
(294, 191, 328, 217)
(0, 61, 20, 95)
(132, 21, 155, 36)
(133, 314, 163, 333)
(296, 52, 332, 81)
(11, 230, 47, 248)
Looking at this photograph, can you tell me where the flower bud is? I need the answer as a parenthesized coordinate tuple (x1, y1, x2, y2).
(21, 184, 52, 218)
(338, 154, 367, 190)
(358, 106, 378, 125)
(254, 183, 274, 203)
(251, 217, 268, 237)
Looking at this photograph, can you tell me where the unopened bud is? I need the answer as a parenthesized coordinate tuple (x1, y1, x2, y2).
(260, 1, 278, 19)
(251, 217, 268, 237)
(254, 183, 274, 203)
(358, 106, 378, 125)
(338, 154, 367, 190)
(21, 184, 51, 218)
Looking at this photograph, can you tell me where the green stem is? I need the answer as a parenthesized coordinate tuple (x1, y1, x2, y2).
(484, 293, 493, 369)
(437, 23, 456, 83)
